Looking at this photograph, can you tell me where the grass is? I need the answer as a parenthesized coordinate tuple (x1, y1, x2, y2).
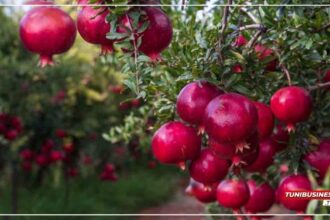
(0, 163, 181, 220)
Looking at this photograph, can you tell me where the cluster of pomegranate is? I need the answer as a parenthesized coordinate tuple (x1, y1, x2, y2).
(0, 113, 23, 141)
(19, 0, 173, 67)
(151, 77, 326, 215)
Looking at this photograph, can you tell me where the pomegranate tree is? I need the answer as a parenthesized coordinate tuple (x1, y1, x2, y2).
(19, 6, 76, 67)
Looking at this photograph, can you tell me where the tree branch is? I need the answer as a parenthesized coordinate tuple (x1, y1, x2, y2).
(309, 82, 330, 90)
(216, 0, 232, 63)
(247, 29, 264, 49)
(273, 50, 292, 86)
(237, 24, 265, 32)
(314, 23, 330, 33)
(240, 7, 260, 24)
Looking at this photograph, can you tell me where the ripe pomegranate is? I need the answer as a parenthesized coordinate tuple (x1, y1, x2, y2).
(152, 121, 201, 167)
(189, 148, 229, 184)
(304, 139, 330, 180)
(270, 86, 312, 132)
(63, 142, 74, 153)
(77, 5, 115, 54)
(204, 93, 258, 148)
(5, 129, 18, 141)
(232, 64, 243, 73)
(209, 138, 235, 160)
(254, 102, 274, 140)
(185, 179, 217, 203)
(131, 98, 141, 107)
(104, 163, 116, 173)
(246, 139, 276, 173)
(176, 81, 223, 126)
(50, 150, 63, 162)
(118, 7, 173, 61)
(277, 174, 311, 212)
(109, 85, 124, 94)
(10, 116, 23, 132)
(20, 149, 35, 161)
(323, 69, 330, 91)
(55, 129, 67, 138)
(19, 7, 76, 67)
(216, 179, 250, 209)
(244, 180, 275, 213)
(271, 124, 290, 152)
(41, 139, 54, 153)
(35, 154, 49, 166)
(234, 35, 247, 47)
(254, 44, 277, 71)
(100, 171, 118, 181)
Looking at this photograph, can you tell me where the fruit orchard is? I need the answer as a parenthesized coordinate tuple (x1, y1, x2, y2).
(0, 0, 330, 218)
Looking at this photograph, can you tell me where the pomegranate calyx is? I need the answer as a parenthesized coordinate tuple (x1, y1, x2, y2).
(39, 55, 54, 68)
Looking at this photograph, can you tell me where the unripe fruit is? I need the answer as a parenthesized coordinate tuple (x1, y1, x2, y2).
(270, 86, 312, 132)
(152, 121, 201, 166)
(176, 81, 223, 126)
(246, 139, 276, 173)
(189, 148, 229, 184)
(277, 174, 311, 212)
(244, 180, 275, 213)
(185, 178, 217, 203)
(19, 7, 76, 67)
(271, 124, 290, 152)
(216, 179, 250, 209)
(77, 5, 114, 54)
(254, 102, 274, 140)
(204, 93, 258, 146)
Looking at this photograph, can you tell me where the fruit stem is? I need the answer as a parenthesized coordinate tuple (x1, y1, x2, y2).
(39, 54, 54, 68)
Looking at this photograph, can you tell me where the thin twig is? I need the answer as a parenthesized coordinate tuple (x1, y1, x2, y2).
(240, 7, 260, 24)
(309, 81, 330, 90)
(247, 29, 263, 49)
(216, 0, 232, 63)
(273, 49, 292, 86)
(237, 23, 265, 31)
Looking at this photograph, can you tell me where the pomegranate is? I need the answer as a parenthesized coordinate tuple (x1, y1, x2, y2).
(204, 93, 258, 147)
(131, 98, 141, 107)
(232, 64, 244, 73)
(246, 139, 276, 173)
(270, 86, 312, 132)
(244, 180, 275, 213)
(100, 171, 118, 181)
(254, 44, 277, 71)
(234, 35, 247, 47)
(304, 139, 330, 180)
(277, 174, 311, 212)
(189, 148, 229, 184)
(271, 124, 290, 152)
(185, 179, 217, 203)
(55, 129, 67, 138)
(118, 7, 173, 61)
(41, 139, 54, 153)
(323, 69, 330, 91)
(35, 154, 49, 166)
(77, 5, 115, 54)
(104, 163, 116, 173)
(19, 7, 76, 67)
(176, 81, 223, 126)
(63, 142, 74, 153)
(20, 149, 35, 161)
(152, 121, 201, 167)
(109, 85, 124, 94)
(5, 129, 18, 141)
(209, 138, 235, 160)
(21, 161, 33, 171)
(254, 102, 274, 140)
(50, 150, 63, 162)
(216, 179, 250, 209)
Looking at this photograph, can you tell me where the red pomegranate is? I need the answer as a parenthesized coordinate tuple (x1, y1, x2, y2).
(234, 35, 247, 47)
(277, 174, 311, 212)
(55, 129, 67, 138)
(63, 142, 75, 153)
(270, 86, 312, 132)
(209, 138, 235, 160)
(204, 93, 258, 148)
(20, 149, 35, 161)
(118, 7, 173, 61)
(5, 129, 18, 141)
(246, 139, 276, 173)
(323, 69, 330, 91)
(152, 121, 201, 167)
(50, 150, 63, 162)
(244, 180, 275, 213)
(254, 102, 274, 140)
(19, 7, 77, 67)
(304, 139, 330, 180)
(176, 81, 223, 126)
(254, 44, 277, 71)
(185, 179, 217, 203)
(232, 64, 244, 73)
(189, 148, 229, 184)
(24, 0, 54, 6)
(77, 5, 114, 54)
(216, 179, 250, 209)
(271, 124, 290, 152)
(35, 154, 49, 166)
(41, 139, 54, 153)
